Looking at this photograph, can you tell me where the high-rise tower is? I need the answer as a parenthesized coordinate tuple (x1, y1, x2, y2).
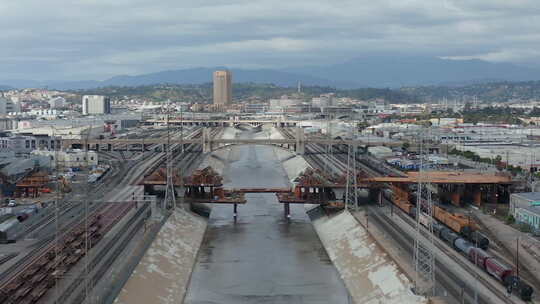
(213, 70, 232, 106)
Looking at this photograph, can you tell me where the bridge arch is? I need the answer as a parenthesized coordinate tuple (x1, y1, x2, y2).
(203, 142, 301, 154)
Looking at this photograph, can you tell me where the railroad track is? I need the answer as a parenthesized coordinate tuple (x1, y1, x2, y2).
(0, 202, 116, 303)
(0, 200, 143, 304)
(19, 145, 164, 240)
(0, 128, 201, 298)
(368, 205, 495, 304)
(389, 203, 516, 303)
(66, 204, 150, 304)
(0, 125, 213, 303)
(294, 132, 521, 304)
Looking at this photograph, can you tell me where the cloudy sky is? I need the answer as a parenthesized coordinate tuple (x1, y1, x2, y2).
(1, 0, 539, 80)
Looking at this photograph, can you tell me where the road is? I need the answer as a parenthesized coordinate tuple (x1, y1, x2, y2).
(183, 137, 350, 303)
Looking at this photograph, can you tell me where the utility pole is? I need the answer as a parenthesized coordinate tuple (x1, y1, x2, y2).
(345, 143, 350, 211)
(516, 237, 520, 278)
(180, 103, 184, 153)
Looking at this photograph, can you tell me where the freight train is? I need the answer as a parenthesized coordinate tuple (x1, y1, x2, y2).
(424, 214, 534, 301)
(382, 189, 490, 249)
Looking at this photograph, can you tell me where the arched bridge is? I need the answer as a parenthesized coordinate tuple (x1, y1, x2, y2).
(145, 119, 301, 128)
(62, 127, 402, 154)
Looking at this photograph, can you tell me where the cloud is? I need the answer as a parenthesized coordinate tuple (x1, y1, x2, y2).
(442, 49, 540, 63)
(0, 0, 539, 80)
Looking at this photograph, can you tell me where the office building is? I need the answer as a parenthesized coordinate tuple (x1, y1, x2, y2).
(213, 70, 232, 106)
(48, 97, 66, 109)
(0, 96, 21, 115)
(82, 95, 111, 115)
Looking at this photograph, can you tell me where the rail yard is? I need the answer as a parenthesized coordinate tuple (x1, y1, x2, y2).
(0, 120, 538, 304)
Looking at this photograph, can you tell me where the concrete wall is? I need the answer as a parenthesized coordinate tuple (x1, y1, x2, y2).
(311, 210, 426, 304)
(114, 209, 207, 304)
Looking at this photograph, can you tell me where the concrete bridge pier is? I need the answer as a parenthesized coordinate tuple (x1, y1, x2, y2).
(202, 128, 212, 153)
(295, 127, 305, 155)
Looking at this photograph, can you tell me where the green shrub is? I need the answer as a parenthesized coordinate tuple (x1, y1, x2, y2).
(518, 222, 532, 233)
(505, 214, 515, 224)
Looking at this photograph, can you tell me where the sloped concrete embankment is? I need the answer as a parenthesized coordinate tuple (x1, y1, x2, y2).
(312, 210, 426, 304)
(114, 209, 207, 304)
(114, 128, 241, 304)
(274, 141, 425, 304)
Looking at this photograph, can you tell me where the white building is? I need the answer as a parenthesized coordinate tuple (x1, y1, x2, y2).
(0, 135, 61, 154)
(453, 144, 540, 170)
(14, 125, 104, 140)
(509, 192, 540, 231)
(312, 93, 335, 109)
(268, 96, 302, 112)
(33, 149, 98, 168)
(48, 97, 66, 109)
(82, 95, 111, 115)
(0, 96, 21, 115)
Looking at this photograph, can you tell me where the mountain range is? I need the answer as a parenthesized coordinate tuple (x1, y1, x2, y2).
(2, 55, 540, 90)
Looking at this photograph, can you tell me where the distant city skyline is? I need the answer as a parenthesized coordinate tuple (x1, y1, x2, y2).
(1, 1, 539, 81)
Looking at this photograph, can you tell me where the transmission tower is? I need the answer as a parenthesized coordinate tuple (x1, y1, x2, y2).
(344, 143, 358, 211)
(325, 114, 333, 173)
(164, 100, 176, 210)
(413, 129, 436, 297)
(344, 122, 360, 211)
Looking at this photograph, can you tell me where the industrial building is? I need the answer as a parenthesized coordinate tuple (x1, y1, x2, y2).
(0, 155, 52, 198)
(454, 144, 540, 170)
(312, 93, 335, 111)
(14, 125, 104, 140)
(33, 149, 98, 168)
(0, 135, 61, 154)
(268, 96, 302, 112)
(213, 70, 232, 106)
(82, 95, 111, 115)
(509, 192, 540, 231)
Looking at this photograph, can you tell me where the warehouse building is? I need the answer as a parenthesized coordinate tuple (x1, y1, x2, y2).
(509, 192, 540, 231)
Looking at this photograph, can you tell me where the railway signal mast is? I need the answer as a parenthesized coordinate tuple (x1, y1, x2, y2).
(414, 129, 436, 297)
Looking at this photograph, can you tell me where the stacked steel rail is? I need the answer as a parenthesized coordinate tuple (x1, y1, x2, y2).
(0, 202, 134, 304)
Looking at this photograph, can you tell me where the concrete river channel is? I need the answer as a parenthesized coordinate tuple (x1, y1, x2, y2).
(183, 137, 351, 303)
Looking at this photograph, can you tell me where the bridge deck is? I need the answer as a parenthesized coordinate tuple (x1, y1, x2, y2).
(185, 198, 247, 204)
(63, 138, 400, 147)
(233, 188, 291, 193)
(364, 171, 513, 184)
